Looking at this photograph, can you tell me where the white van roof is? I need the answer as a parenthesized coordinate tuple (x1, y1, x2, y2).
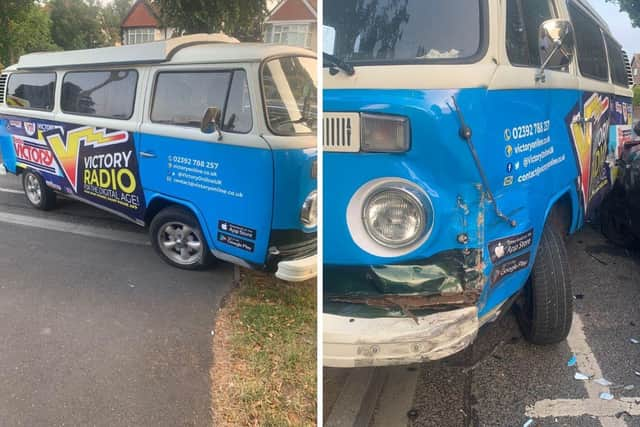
(11, 34, 313, 71)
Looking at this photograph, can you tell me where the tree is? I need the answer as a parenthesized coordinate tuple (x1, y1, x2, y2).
(154, 0, 268, 41)
(0, 1, 58, 66)
(49, 0, 106, 50)
(606, 0, 640, 28)
(100, 0, 133, 45)
(633, 85, 640, 107)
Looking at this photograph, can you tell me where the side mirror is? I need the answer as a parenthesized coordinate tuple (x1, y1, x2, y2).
(536, 19, 575, 83)
(201, 106, 223, 140)
(634, 121, 640, 137)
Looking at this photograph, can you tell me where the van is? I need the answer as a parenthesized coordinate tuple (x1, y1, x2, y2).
(0, 34, 317, 281)
(322, 0, 633, 366)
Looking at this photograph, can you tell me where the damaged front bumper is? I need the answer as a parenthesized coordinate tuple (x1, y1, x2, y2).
(323, 306, 479, 367)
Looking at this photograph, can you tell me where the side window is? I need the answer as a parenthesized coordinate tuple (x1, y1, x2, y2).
(61, 70, 138, 119)
(7, 72, 56, 111)
(151, 71, 232, 127)
(223, 70, 252, 133)
(569, 3, 609, 81)
(506, 0, 555, 67)
(605, 34, 628, 87)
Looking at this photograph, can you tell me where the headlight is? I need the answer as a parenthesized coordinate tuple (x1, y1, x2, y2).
(300, 190, 317, 228)
(362, 185, 429, 248)
(361, 113, 410, 152)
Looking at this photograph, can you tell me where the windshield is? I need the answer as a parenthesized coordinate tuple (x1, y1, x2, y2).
(323, 0, 484, 65)
(262, 56, 317, 136)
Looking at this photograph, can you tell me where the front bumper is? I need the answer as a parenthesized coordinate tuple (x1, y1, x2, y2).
(276, 254, 317, 282)
(323, 306, 479, 367)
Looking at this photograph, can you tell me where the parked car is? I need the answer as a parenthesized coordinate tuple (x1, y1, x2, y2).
(601, 124, 640, 247)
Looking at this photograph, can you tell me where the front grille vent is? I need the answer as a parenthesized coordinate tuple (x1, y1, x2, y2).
(323, 113, 360, 152)
(0, 74, 8, 104)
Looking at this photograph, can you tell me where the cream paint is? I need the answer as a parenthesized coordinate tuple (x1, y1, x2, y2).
(324, 0, 631, 98)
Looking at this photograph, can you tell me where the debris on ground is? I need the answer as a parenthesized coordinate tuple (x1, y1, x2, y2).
(523, 418, 534, 427)
(624, 385, 635, 391)
(574, 372, 591, 380)
(567, 355, 577, 367)
(630, 338, 639, 344)
(594, 378, 613, 387)
(635, 371, 640, 377)
(574, 294, 584, 300)
(616, 410, 632, 419)
(407, 409, 418, 420)
(600, 392, 614, 400)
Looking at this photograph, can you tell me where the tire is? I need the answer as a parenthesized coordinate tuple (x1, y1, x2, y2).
(149, 206, 214, 270)
(22, 170, 56, 210)
(600, 195, 637, 248)
(515, 224, 573, 345)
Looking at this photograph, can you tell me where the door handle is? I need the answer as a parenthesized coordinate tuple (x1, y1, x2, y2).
(139, 151, 156, 158)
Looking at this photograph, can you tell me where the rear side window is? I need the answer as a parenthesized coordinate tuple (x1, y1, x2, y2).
(61, 70, 138, 119)
(151, 71, 232, 127)
(605, 34, 629, 87)
(569, 3, 609, 81)
(506, 0, 555, 67)
(7, 73, 56, 111)
(222, 71, 252, 133)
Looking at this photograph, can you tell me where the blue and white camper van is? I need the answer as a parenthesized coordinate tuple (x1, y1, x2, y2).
(0, 34, 317, 281)
(323, 0, 633, 366)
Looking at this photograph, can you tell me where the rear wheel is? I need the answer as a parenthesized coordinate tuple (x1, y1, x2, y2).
(515, 224, 573, 344)
(150, 206, 214, 270)
(22, 170, 56, 210)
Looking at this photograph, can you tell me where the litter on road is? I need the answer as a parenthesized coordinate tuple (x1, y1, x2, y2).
(568, 355, 577, 367)
(595, 378, 613, 387)
(523, 418, 534, 427)
(600, 392, 614, 401)
(624, 385, 635, 391)
(630, 338, 639, 344)
(574, 372, 590, 380)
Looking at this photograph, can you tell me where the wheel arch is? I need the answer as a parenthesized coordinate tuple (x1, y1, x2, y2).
(144, 193, 215, 249)
(542, 186, 582, 237)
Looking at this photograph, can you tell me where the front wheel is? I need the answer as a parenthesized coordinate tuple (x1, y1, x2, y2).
(515, 224, 573, 344)
(149, 206, 215, 270)
(22, 170, 56, 210)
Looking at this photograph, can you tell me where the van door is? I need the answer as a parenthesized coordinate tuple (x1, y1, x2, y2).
(137, 67, 274, 265)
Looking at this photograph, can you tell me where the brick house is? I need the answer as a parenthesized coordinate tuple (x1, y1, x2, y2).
(263, 0, 317, 51)
(121, 0, 174, 45)
(632, 54, 640, 86)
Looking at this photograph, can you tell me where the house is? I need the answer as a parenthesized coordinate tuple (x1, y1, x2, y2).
(632, 53, 640, 86)
(263, 0, 317, 51)
(121, 0, 174, 45)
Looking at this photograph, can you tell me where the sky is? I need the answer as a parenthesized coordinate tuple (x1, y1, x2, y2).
(585, 0, 640, 54)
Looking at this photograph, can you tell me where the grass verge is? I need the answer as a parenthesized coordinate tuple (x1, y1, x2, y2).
(211, 268, 316, 426)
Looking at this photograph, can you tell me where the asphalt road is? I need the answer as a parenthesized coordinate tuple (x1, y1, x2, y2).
(0, 170, 233, 426)
(325, 226, 640, 427)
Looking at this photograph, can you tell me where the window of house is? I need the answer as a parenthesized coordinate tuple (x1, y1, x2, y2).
(223, 71, 252, 133)
(151, 71, 232, 127)
(126, 28, 155, 45)
(7, 72, 56, 111)
(506, 0, 555, 67)
(61, 70, 138, 119)
(569, 3, 609, 81)
(266, 24, 311, 49)
(605, 34, 629, 87)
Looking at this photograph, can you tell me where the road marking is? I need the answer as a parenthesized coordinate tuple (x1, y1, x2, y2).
(526, 314, 634, 426)
(0, 187, 24, 195)
(372, 366, 420, 427)
(0, 211, 149, 246)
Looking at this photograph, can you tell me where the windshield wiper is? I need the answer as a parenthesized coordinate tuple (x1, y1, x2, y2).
(323, 52, 355, 76)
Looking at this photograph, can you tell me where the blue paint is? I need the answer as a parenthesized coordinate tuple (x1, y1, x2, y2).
(324, 87, 629, 316)
(0, 115, 316, 267)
